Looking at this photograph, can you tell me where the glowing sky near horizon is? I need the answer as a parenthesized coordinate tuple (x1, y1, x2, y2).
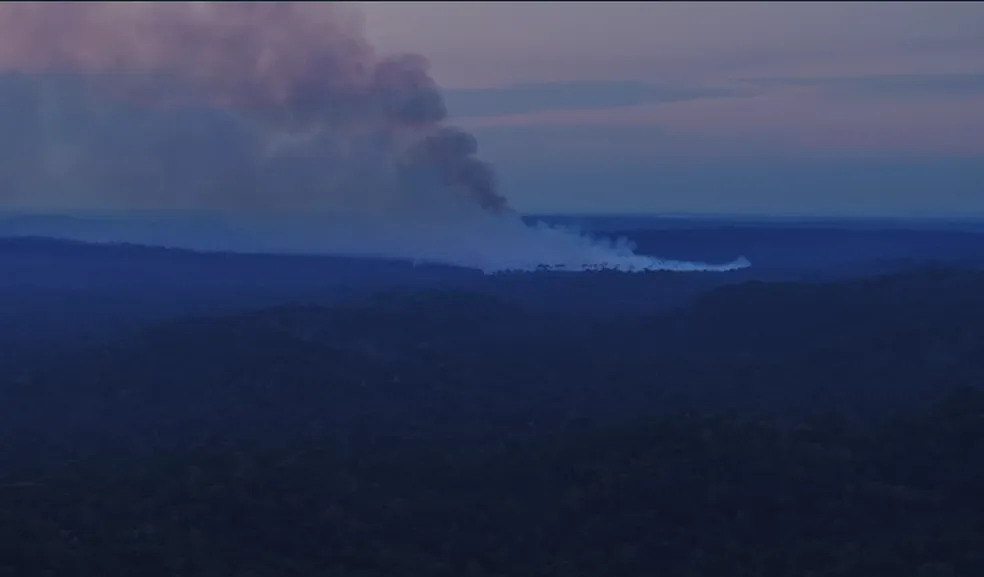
(0, 2, 982, 217)
(359, 1, 984, 216)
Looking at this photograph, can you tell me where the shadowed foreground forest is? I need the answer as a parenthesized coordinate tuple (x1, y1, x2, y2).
(1, 263, 983, 576)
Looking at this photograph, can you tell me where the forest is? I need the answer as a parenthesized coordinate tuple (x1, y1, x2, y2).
(1, 253, 983, 575)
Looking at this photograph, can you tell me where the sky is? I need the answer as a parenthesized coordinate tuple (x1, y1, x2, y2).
(359, 1, 984, 217)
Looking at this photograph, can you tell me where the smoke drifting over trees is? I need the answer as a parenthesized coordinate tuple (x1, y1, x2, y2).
(0, 2, 747, 272)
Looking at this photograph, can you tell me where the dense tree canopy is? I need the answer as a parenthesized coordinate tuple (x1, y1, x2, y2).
(2, 259, 983, 576)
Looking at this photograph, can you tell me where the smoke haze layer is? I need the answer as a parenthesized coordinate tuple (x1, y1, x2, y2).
(0, 2, 749, 273)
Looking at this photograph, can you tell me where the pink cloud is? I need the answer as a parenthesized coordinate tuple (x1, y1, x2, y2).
(653, 86, 984, 157)
(361, 2, 984, 89)
(458, 86, 984, 158)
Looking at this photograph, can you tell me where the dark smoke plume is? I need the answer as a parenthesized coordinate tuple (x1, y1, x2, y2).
(0, 1, 506, 213)
(0, 2, 747, 272)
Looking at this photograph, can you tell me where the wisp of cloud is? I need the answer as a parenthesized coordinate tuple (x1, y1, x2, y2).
(0, 2, 749, 273)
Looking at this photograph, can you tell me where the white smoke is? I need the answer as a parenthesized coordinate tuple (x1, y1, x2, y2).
(211, 212, 753, 274)
(0, 208, 752, 275)
(0, 2, 751, 274)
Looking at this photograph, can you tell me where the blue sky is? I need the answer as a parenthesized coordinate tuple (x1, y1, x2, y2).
(361, 2, 984, 216)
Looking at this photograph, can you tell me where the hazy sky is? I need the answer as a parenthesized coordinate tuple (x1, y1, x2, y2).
(360, 1, 984, 216)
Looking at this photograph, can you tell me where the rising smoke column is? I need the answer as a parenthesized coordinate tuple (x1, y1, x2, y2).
(0, 2, 748, 272)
